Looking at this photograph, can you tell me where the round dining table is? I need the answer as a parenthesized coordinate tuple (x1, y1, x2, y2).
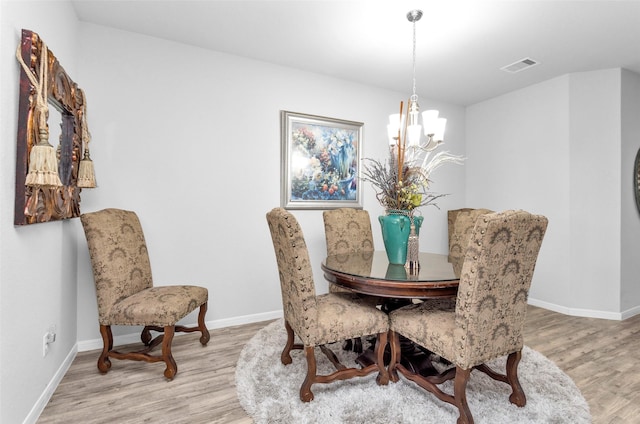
(321, 250, 461, 376)
(321, 251, 460, 299)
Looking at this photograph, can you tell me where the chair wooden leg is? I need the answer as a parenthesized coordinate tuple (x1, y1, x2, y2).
(281, 321, 387, 402)
(281, 320, 296, 365)
(161, 325, 177, 380)
(388, 330, 401, 383)
(353, 337, 363, 354)
(375, 331, 389, 386)
(342, 338, 354, 351)
(197, 303, 210, 345)
(141, 326, 152, 345)
(97, 325, 113, 373)
(454, 367, 474, 424)
(301, 346, 317, 402)
(341, 337, 363, 353)
(506, 350, 526, 406)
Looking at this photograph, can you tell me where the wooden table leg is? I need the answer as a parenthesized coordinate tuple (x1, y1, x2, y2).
(353, 298, 438, 377)
(354, 335, 437, 376)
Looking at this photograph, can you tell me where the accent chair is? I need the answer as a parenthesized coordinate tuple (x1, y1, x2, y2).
(80, 208, 210, 380)
(323, 207, 380, 352)
(266, 207, 390, 402)
(388, 210, 548, 424)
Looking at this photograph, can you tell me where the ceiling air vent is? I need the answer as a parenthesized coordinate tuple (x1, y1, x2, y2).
(501, 57, 539, 73)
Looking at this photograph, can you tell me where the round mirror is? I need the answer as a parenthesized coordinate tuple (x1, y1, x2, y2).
(635, 147, 640, 214)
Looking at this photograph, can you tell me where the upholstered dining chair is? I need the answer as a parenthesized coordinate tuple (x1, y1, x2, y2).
(323, 207, 374, 296)
(323, 208, 375, 257)
(80, 208, 210, 380)
(388, 210, 548, 424)
(323, 208, 379, 352)
(266, 207, 390, 402)
(447, 208, 493, 275)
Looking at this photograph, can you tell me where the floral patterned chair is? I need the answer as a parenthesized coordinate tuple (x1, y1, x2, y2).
(323, 208, 380, 352)
(323, 208, 375, 260)
(388, 210, 548, 424)
(266, 207, 390, 402)
(80, 208, 210, 380)
(447, 208, 494, 276)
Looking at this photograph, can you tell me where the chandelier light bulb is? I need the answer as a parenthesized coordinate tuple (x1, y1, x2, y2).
(434, 118, 447, 141)
(388, 113, 405, 145)
(422, 110, 439, 135)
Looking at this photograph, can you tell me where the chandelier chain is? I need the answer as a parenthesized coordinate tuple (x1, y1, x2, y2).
(412, 17, 417, 99)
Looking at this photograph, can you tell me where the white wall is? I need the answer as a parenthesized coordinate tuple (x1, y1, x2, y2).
(568, 70, 621, 314)
(620, 69, 640, 313)
(0, 2, 80, 423)
(467, 69, 638, 319)
(466, 76, 573, 311)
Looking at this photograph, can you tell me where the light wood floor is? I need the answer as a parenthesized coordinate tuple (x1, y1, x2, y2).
(37, 305, 640, 423)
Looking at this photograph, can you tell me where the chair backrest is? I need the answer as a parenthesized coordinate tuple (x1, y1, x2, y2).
(266, 208, 318, 346)
(80, 208, 153, 324)
(323, 208, 374, 256)
(453, 210, 548, 369)
(447, 208, 493, 273)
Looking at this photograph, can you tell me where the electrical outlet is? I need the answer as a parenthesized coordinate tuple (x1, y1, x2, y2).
(42, 333, 50, 357)
(42, 325, 57, 357)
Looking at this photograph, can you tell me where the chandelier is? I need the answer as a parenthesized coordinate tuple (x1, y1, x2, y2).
(387, 9, 446, 149)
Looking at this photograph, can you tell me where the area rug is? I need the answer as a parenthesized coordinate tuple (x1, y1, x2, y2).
(235, 319, 591, 424)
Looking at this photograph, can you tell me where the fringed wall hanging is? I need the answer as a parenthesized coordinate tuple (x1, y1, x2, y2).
(16, 41, 62, 189)
(77, 89, 97, 188)
(14, 29, 95, 225)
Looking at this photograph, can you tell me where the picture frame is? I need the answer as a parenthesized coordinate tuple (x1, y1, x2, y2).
(280, 111, 363, 210)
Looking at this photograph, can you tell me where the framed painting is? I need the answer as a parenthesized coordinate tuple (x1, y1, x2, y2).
(280, 111, 363, 209)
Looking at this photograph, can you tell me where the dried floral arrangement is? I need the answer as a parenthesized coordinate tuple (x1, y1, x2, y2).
(362, 101, 464, 214)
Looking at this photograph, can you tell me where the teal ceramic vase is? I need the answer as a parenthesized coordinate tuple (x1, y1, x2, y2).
(378, 213, 423, 265)
(385, 263, 408, 280)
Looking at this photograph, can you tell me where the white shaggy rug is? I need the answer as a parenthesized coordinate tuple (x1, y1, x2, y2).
(235, 319, 591, 424)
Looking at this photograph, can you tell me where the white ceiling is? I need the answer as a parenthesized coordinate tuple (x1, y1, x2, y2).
(71, 0, 640, 106)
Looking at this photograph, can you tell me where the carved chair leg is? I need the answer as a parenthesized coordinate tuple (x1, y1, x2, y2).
(97, 325, 113, 373)
(353, 337, 363, 354)
(301, 346, 317, 402)
(375, 331, 390, 386)
(506, 350, 526, 406)
(197, 303, 210, 345)
(141, 326, 152, 345)
(281, 320, 295, 365)
(388, 330, 401, 383)
(454, 367, 474, 424)
(342, 337, 363, 353)
(342, 338, 354, 351)
(161, 325, 177, 380)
